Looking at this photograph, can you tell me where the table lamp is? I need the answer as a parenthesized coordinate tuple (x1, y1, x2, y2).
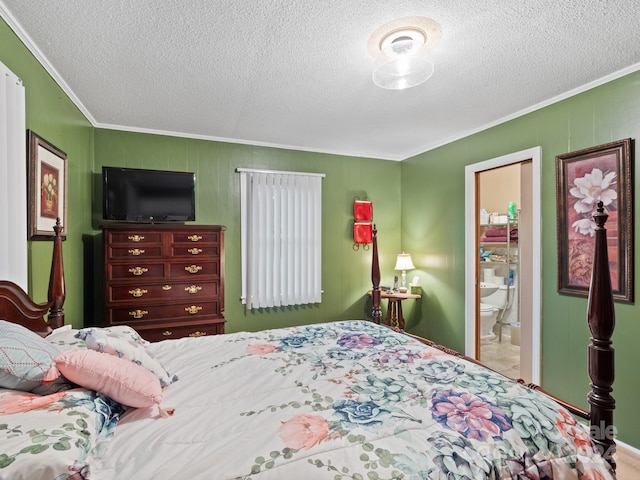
(394, 253, 415, 292)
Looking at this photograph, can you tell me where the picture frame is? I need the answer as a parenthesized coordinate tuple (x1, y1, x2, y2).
(555, 138, 633, 303)
(28, 130, 68, 239)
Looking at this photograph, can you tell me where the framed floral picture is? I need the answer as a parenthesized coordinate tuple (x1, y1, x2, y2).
(555, 138, 633, 303)
(28, 131, 68, 239)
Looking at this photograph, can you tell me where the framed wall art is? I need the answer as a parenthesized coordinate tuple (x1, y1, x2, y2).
(556, 138, 633, 303)
(28, 130, 68, 239)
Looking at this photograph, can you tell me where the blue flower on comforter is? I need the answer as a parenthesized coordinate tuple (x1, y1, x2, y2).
(432, 389, 512, 441)
(418, 359, 466, 384)
(325, 347, 366, 362)
(351, 375, 408, 405)
(333, 399, 391, 429)
(279, 336, 310, 349)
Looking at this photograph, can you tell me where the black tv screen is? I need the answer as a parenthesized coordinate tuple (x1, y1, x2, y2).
(102, 166, 196, 222)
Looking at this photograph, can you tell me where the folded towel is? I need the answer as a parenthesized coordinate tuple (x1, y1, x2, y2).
(484, 228, 507, 237)
(510, 228, 518, 238)
(481, 236, 508, 242)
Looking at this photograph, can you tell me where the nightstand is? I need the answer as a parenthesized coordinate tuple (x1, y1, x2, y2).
(368, 290, 421, 330)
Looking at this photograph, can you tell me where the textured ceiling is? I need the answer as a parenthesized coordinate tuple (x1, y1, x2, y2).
(2, 1, 640, 160)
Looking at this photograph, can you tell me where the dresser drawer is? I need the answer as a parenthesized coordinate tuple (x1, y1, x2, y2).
(107, 281, 219, 302)
(171, 231, 220, 244)
(168, 260, 219, 279)
(107, 263, 165, 281)
(171, 245, 219, 258)
(107, 245, 163, 260)
(108, 300, 221, 324)
(134, 320, 225, 342)
(106, 231, 163, 245)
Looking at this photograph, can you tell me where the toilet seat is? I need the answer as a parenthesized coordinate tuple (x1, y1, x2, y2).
(480, 303, 495, 312)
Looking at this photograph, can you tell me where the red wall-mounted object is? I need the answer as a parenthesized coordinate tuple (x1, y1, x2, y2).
(353, 200, 373, 222)
(353, 222, 373, 245)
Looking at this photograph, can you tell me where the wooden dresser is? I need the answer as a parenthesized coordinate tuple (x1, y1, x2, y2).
(102, 224, 225, 341)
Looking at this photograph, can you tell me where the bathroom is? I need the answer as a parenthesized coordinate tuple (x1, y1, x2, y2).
(477, 163, 527, 379)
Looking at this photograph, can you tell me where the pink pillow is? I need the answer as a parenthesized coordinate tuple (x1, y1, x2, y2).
(54, 350, 169, 412)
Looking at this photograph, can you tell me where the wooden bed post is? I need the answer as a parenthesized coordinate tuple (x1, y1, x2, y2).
(47, 218, 65, 329)
(371, 224, 382, 324)
(587, 202, 616, 471)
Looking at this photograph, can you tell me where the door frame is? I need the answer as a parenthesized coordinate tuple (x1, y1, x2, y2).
(464, 147, 542, 384)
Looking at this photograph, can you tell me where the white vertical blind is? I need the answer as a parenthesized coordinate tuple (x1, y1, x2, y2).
(239, 168, 323, 309)
(0, 61, 27, 289)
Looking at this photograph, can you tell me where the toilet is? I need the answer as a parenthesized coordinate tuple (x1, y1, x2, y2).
(480, 285, 514, 340)
(479, 303, 498, 340)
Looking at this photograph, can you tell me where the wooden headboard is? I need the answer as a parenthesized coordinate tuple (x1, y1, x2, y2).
(0, 218, 65, 336)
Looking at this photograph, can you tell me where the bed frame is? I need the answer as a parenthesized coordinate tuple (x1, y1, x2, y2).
(0, 219, 65, 336)
(0, 211, 616, 471)
(370, 204, 617, 471)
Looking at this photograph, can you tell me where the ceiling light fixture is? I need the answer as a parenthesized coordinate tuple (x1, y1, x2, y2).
(368, 17, 442, 90)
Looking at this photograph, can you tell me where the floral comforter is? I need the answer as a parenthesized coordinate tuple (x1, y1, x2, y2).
(0, 389, 123, 480)
(91, 320, 613, 479)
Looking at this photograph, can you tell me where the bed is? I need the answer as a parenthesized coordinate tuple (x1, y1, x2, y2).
(0, 211, 617, 480)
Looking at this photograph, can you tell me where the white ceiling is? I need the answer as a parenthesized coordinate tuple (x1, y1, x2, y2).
(2, 1, 640, 160)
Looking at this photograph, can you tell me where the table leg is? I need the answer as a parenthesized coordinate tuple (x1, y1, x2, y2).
(385, 298, 402, 328)
(385, 300, 393, 326)
(397, 301, 404, 330)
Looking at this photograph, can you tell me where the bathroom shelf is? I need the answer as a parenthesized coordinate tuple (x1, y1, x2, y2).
(479, 212, 519, 342)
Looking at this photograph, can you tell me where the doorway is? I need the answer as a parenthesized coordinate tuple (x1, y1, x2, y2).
(464, 147, 541, 384)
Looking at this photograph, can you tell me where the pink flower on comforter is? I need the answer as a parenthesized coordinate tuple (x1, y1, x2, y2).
(555, 408, 592, 452)
(279, 414, 329, 450)
(0, 390, 67, 415)
(431, 389, 511, 441)
(247, 343, 276, 355)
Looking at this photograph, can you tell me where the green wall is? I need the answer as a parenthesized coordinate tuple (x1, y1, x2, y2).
(0, 17, 94, 326)
(402, 71, 640, 447)
(92, 130, 401, 332)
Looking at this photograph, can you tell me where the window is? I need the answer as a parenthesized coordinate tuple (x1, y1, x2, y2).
(0, 62, 27, 289)
(238, 168, 324, 309)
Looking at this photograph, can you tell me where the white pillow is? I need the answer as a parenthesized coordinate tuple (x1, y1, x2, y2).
(75, 327, 176, 387)
(46, 325, 87, 351)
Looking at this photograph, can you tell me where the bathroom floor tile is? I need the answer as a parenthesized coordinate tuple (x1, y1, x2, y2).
(479, 335, 520, 379)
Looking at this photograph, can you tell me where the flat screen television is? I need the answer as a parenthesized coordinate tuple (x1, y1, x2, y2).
(102, 166, 196, 222)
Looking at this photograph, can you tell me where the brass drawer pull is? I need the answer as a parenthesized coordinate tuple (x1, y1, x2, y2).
(188, 248, 203, 255)
(189, 331, 207, 338)
(128, 235, 145, 242)
(162, 285, 172, 290)
(128, 248, 145, 256)
(129, 288, 148, 298)
(185, 305, 203, 314)
(162, 330, 173, 337)
(185, 285, 202, 294)
(187, 235, 203, 242)
(129, 309, 148, 319)
(129, 266, 149, 276)
(185, 265, 203, 274)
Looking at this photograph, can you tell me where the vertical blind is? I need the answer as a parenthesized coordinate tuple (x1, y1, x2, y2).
(0, 62, 27, 289)
(238, 168, 324, 309)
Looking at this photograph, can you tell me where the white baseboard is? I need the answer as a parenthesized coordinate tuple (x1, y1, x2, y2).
(616, 439, 640, 457)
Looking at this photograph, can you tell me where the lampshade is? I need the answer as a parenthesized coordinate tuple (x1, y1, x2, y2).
(372, 38, 434, 90)
(394, 253, 415, 271)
